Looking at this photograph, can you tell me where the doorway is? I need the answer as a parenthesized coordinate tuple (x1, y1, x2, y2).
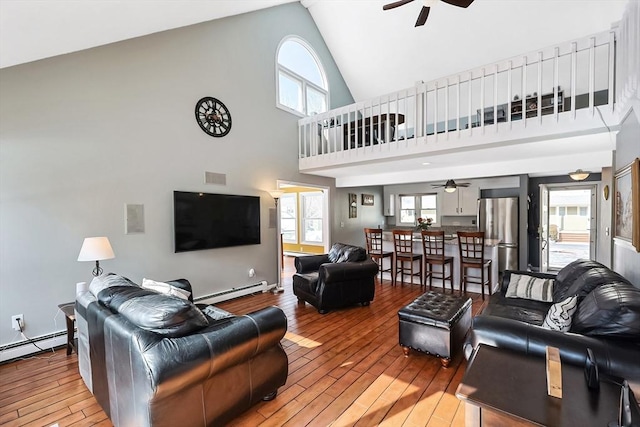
(539, 184, 597, 272)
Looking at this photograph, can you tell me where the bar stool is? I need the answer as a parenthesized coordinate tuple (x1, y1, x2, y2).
(392, 230, 423, 287)
(457, 231, 492, 299)
(364, 228, 394, 285)
(421, 230, 454, 292)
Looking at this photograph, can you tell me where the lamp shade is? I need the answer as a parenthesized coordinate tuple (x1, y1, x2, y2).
(268, 190, 284, 200)
(77, 237, 115, 262)
(569, 169, 590, 181)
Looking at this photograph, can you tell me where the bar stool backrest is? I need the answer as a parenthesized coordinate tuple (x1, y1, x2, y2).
(422, 230, 446, 260)
(364, 228, 384, 254)
(393, 230, 414, 255)
(457, 231, 485, 263)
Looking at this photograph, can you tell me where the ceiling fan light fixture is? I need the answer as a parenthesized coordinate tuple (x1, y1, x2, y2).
(569, 169, 590, 181)
(444, 186, 457, 193)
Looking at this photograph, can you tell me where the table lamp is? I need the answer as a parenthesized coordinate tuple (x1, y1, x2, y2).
(77, 236, 115, 276)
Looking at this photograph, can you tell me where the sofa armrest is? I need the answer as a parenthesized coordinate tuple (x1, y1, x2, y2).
(139, 306, 287, 399)
(320, 258, 379, 283)
(501, 270, 557, 294)
(295, 255, 330, 273)
(465, 314, 640, 384)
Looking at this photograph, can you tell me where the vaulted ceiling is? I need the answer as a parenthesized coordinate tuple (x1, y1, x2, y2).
(1, 0, 628, 102)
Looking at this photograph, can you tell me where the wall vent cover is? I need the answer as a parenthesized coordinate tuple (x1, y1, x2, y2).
(204, 171, 226, 185)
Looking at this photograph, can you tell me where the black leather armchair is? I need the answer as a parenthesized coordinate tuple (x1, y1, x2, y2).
(293, 243, 379, 314)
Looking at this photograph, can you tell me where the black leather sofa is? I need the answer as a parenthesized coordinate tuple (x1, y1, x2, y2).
(465, 259, 640, 388)
(293, 242, 379, 314)
(75, 273, 288, 427)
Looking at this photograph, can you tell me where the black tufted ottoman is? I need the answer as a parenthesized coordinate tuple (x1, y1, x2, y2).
(398, 291, 472, 367)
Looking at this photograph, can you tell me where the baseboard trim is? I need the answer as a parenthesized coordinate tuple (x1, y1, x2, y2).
(0, 331, 68, 363)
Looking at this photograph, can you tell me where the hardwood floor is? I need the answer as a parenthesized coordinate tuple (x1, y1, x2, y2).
(0, 256, 487, 427)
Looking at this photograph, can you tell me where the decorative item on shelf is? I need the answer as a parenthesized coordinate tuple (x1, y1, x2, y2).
(416, 217, 432, 231)
(77, 237, 115, 276)
(603, 184, 610, 201)
(348, 193, 357, 218)
(569, 169, 590, 181)
(361, 193, 374, 206)
(268, 190, 285, 294)
(513, 94, 519, 101)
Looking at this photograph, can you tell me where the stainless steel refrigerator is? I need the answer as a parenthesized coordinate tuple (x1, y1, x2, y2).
(477, 197, 518, 273)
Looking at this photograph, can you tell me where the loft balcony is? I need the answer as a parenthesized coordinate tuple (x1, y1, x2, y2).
(297, 26, 635, 186)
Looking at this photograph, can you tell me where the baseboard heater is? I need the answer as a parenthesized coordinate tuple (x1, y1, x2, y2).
(0, 331, 67, 363)
(194, 280, 270, 305)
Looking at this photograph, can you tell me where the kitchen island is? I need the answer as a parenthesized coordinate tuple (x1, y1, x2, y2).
(381, 231, 500, 295)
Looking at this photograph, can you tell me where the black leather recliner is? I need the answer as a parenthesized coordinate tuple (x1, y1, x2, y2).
(293, 243, 379, 314)
(465, 259, 640, 388)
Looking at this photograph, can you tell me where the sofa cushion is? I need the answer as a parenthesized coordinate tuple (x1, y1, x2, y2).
(482, 293, 550, 326)
(542, 296, 578, 332)
(328, 243, 367, 263)
(571, 283, 640, 340)
(97, 285, 209, 337)
(142, 278, 191, 300)
(89, 273, 138, 297)
(553, 259, 606, 301)
(293, 272, 319, 293)
(554, 267, 631, 302)
(505, 273, 554, 302)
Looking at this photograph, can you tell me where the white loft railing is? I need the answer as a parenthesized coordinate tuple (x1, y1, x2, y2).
(298, 29, 617, 163)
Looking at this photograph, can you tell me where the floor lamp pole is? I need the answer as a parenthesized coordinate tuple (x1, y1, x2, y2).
(270, 191, 284, 293)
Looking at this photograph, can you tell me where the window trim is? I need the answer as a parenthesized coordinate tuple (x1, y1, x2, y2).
(280, 193, 298, 244)
(398, 193, 438, 226)
(300, 191, 324, 245)
(275, 36, 329, 117)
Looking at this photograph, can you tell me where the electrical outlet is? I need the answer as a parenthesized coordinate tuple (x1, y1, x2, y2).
(11, 314, 23, 331)
(248, 268, 256, 278)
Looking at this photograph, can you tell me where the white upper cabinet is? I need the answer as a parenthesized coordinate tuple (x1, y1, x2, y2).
(440, 185, 479, 216)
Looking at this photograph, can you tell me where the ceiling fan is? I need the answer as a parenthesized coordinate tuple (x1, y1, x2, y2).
(432, 179, 471, 193)
(382, 0, 475, 27)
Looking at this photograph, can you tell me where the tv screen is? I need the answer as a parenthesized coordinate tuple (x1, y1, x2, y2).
(173, 191, 261, 252)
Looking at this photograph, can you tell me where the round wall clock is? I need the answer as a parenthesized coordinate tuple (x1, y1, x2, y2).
(195, 97, 232, 137)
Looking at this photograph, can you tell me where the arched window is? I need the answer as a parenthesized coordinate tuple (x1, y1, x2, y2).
(276, 37, 328, 116)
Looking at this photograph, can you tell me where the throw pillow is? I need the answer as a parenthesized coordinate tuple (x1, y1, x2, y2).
(142, 278, 191, 300)
(505, 273, 554, 302)
(542, 295, 578, 332)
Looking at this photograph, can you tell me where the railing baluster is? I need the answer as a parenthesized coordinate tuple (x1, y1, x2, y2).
(493, 65, 498, 132)
(467, 73, 472, 134)
(507, 61, 513, 127)
(553, 47, 559, 120)
(480, 68, 485, 131)
(608, 30, 615, 113)
(589, 37, 595, 115)
(571, 42, 577, 120)
(537, 51, 542, 124)
(456, 75, 461, 135)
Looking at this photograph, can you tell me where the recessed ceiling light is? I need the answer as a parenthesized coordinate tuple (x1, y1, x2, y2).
(422, 162, 431, 166)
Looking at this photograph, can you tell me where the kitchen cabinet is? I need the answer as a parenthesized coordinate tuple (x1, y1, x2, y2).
(383, 194, 395, 216)
(440, 185, 479, 216)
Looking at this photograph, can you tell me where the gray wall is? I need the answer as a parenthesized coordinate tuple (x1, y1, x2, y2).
(332, 186, 386, 248)
(613, 108, 640, 287)
(0, 4, 353, 346)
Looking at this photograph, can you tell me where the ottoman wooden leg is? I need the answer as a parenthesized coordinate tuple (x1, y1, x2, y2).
(402, 346, 410, 357)
(440, 358, 451, 368)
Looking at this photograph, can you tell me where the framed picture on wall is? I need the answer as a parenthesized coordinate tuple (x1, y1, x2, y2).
(614, 158, 640, 251)
(361, 194, 374, 206)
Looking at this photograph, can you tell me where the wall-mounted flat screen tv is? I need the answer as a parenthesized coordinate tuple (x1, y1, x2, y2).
(173, 191, 260, 252)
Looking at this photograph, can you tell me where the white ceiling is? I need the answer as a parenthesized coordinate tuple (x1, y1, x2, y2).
(1, 0, 629, 183)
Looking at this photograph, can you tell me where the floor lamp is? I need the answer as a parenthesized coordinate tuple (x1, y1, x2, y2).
(269, 190, 285, 293)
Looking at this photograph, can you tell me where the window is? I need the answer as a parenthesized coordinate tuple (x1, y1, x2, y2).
(579, 206, 588, 216)
(301, 192, 323, 244)
(280, 193, 297, 243)
(399, 194, 438, 225)
(277, 37, 328, 116)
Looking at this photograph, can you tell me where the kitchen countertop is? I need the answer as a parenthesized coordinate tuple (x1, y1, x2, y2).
(381, 230, 501, 247)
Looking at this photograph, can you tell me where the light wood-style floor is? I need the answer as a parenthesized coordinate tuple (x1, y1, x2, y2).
(0, 256, 487, 427)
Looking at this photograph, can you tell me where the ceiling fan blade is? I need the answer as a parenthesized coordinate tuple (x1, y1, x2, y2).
(415, 6, 430, 26)
(441, 0, 474, 8)
(383, 0, 414, 10)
